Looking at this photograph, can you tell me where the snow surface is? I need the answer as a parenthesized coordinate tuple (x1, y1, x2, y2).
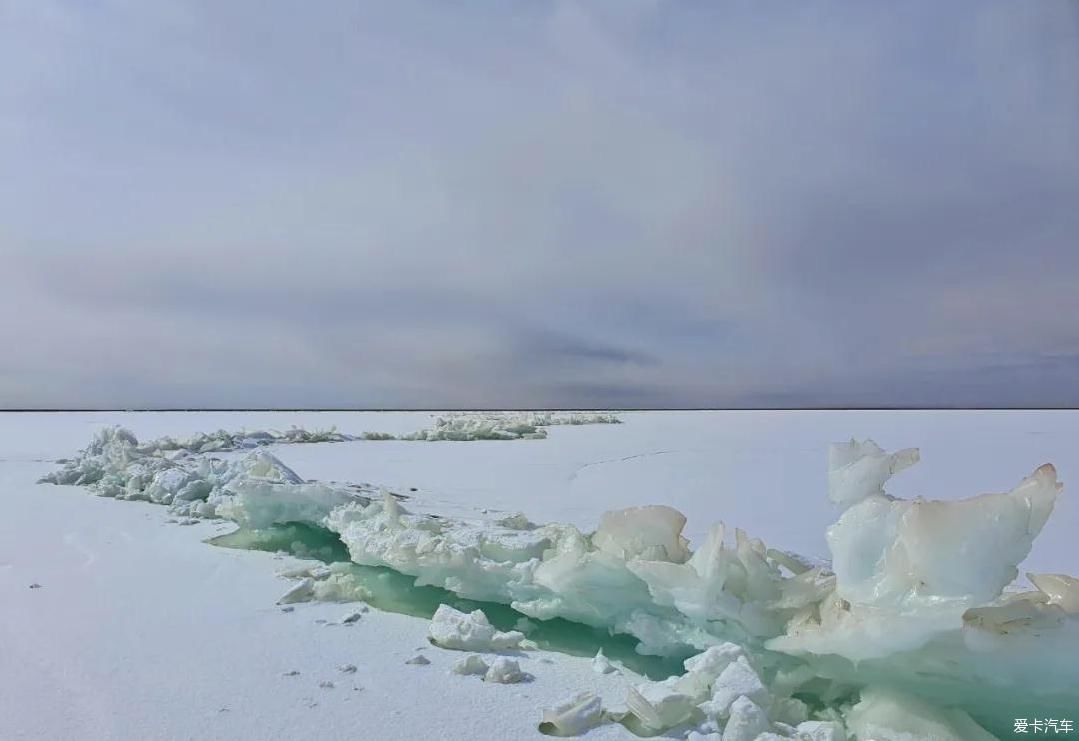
(4, 411, 1079, 740)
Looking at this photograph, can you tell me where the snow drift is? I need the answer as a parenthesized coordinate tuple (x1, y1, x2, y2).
(40, 427, 1078, 738)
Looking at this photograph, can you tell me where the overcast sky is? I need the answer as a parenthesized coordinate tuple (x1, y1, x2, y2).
(2, 1, 1078, 409)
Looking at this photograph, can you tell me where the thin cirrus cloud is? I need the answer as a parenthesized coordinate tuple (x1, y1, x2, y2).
(1, 0, 1077, 409)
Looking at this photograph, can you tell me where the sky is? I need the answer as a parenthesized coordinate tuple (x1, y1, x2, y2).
(2, 0, 1078, 409)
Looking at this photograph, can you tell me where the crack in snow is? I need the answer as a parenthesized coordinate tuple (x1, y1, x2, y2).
(568, 450, 677, 481)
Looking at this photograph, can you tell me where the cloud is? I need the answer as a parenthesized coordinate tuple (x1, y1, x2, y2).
(1, 0, 1077, 408)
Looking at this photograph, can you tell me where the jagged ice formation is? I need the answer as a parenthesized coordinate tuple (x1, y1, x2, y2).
(39, 428, 1078, 738)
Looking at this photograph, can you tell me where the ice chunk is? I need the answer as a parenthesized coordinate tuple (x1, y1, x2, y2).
(497, 513, 536, 530)
(829, 461, 1060, 608)
(405, 654, 430, 665)
(683, 643, 745, 683)
(539, 692, 604, 736)
(827, 438, 918, 508)
(593, 505, 690, 563)
(277, 578, 315, 605)
(39, 426, 138, 487)
(770, 697, 809, 726)
(1029, 572, 1079, 613)
(591, 649, 617, 674)
(721, 696, 769, 741)
(709, 658, 771, 718)
(484, 657, 526, 684)
(627, 523, 788, 638)
(451, 655, 489, 676)
(427, 605, 524, 651)
(143, 467, 197, 504)
(278, 564, 331, 580)
(228, 451, 305, 484)
(625, 679, 697, 732)
(327, 494, 558, 606)
(772, 450, 1066, 665)
(845, 687, 996, 741)
(217, 477, 360, 530)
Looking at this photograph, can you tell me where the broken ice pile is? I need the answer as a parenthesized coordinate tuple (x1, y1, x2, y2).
(38, 426, 373, 520)
(319, 440, 1079, 736)
(374, 411, 622, 441)
(41, 429, 1079, 737)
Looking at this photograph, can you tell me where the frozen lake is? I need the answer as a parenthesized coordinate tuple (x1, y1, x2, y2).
(5, 410, 1076, 571)
(2, 410, 1077, 740)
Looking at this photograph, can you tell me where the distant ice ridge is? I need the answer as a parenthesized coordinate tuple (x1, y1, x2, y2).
(41, 424, 353, 477)
(365, 412, 622, 441)
(36, 413, 623, 512)
(38, 426, 372, 519)
(39, 431, 1078, 737)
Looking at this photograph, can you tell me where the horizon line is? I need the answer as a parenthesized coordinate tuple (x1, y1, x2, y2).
(3, 407, 1079, 413)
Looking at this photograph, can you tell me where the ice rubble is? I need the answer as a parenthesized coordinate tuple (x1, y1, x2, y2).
(277, 440, 1078, 736)
(45, 425, 357, 466)
(366, 412, 622, 442)
(40, 429, 1079, 737)
(41, 414, 622, 486)
(38, 426, 371, 521)
(35, 415, 623, 516)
